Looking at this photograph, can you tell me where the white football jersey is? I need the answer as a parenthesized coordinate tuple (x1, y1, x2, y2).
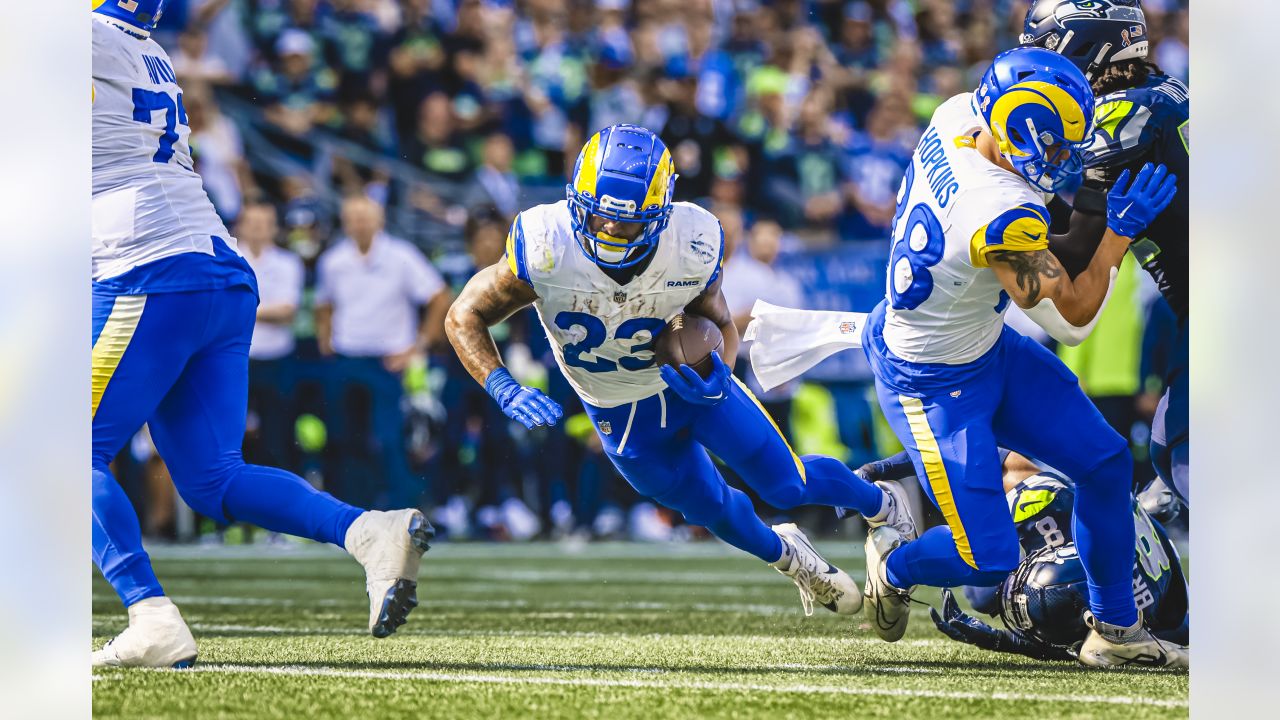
(879, 94, 1055, 365)
(92, 16, 235, 282)
(507, 201, 724, 408)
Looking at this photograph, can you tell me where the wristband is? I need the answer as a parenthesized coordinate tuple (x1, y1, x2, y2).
(484, 367, 520, 403)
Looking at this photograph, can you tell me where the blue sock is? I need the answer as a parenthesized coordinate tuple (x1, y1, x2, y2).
(886, 526, 1011, 589)
(221, 464, 364, 548)
(1072, 450, 1139, 626)
(93, 463, 165, 606)
(800, 455, 886, 516)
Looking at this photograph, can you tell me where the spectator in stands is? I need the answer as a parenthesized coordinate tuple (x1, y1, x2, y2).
(239, 203, 304, 471)
(465, 133, 520, 218)
(171, 27, 235, 86)
(406, 92, 473, 181)
(764, 86, 849, 234)
(315, 195, 451, 510)
(320, 0, 390, 98)
(254, 29, 338, 142)
(386, 0, 450, 141)
(722, 217, 805, 436)
(842, 94, 914, 240)
(183, 83, 254, 223)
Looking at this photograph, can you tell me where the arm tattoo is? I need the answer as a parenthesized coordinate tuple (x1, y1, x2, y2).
(989, 249, 1063, 303)
(445, 263, 538, 385)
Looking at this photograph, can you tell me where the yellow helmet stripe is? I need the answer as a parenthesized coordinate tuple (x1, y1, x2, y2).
(989, 80, 1090, 153)
(642, 147, 674, 209)
(574, 132, 603, 197)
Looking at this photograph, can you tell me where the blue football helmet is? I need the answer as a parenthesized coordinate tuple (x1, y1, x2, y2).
(566, 124, 677, 269)
(1021, 1, 1148, 80)
(974, 47, 1096, 193)
(92, 0, 169, 34)
(999, 545, 1091, 650)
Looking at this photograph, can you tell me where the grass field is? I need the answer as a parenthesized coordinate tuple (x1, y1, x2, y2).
(92, 539, 1188, 719)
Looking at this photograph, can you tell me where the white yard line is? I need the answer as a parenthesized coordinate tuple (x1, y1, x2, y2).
(157, 664, 1186, 709)
(174, 622, 955, 647)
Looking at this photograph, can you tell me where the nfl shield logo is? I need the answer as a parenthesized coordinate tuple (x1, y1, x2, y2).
(838, 321, 858, 334)
(599, 421, 612, 435)
(613, 290, 627, 304)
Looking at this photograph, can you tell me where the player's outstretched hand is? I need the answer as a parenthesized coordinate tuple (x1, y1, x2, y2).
(659, 351, 731, 406)
(484, 367, 564, 429)
(930, 588, 1005, 651)
(1106, 162, 1178, 239)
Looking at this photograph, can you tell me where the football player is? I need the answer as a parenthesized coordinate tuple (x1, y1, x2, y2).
(1021, 0, 1190, 509)
(91, 1, 431, 669)
(846, 450, 1188, 662)
(446, 124, 915, 617)
(841, 46, 1182, 668)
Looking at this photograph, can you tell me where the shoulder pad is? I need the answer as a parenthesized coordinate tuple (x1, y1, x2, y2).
(668, 203, 725, 284)
(506, 203, 570, 284)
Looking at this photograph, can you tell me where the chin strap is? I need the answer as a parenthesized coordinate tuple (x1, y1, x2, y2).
(1022, 266, 1118, 346)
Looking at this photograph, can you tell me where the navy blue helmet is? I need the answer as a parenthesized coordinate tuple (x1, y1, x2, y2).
(999, 545, 1090, 650)
(93, 0, 170, 35)
(1020, 1, 1149, 80)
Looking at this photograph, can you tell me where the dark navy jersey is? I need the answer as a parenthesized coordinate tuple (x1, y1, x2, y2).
(1083, 72, 1190, 321)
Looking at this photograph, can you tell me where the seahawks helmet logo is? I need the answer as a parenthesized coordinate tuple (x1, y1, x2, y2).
(1054, 0, 1116, 22)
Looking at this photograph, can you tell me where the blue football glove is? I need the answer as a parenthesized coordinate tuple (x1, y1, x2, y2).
(1106, 162, 1179, 239)
(484, 367, 563, 429)
(929, 588, 1073, 661)
(658, 351, 732, 406)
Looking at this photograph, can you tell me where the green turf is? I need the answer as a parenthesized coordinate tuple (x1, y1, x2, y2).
(92, 541, 1187, 719)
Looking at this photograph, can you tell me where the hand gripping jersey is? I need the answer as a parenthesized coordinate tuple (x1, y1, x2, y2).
(92, 16, 236, 284)
(1084, 74, 1189, 322)
(880, 94, 1053, 365)
(506, 201, 724, 408)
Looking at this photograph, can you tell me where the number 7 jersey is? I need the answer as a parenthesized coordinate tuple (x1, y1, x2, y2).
(881, 93, 1052, 365)
(507, 200, 724, 408)
(92, 16, 234, 284)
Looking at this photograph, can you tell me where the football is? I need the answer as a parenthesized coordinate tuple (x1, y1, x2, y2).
(653, 313, 724, 379)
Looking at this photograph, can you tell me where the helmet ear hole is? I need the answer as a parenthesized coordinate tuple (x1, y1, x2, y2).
(1008, 126, 1025, 144)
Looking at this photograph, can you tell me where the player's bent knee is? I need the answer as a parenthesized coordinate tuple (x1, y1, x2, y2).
(1078, 444, 1132, 489)
(168, 459, 248, 524)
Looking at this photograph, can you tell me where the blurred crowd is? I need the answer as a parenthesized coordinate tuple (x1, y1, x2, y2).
(112, 0, 1189, 544)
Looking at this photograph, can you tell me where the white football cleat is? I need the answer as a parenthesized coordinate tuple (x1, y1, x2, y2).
(865, 480, 919, 541)
(1078, 612, 1189, 669)
(344, 509, 434, 638)
(92, 596, 197, 669)
(771, 523, 863, 616)
(864, 526, 914, 642)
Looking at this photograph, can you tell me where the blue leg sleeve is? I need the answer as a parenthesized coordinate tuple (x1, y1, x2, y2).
(612, 445, 783, 563)
(148, 289, 363, 547)
(92, 289, 193, 607)
(694, 379, 882, 513)
(871, 363, 1021, 589)
(887, 526, 1013, 588)
(993, 330, 1138, 627)
(93, 462, 164, 606)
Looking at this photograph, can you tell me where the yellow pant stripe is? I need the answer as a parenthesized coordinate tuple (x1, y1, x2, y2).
(91, 295, 147, 418)
(733, 376, 806, 484)
(898, 395, 976, 568)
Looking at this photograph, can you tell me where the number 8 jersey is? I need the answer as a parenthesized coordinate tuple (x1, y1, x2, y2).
(506, 200, 724, 408)
(881, 93, 1052, 365)
(92, 16, 234, 284)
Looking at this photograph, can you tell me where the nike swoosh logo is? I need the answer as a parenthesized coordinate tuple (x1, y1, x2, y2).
(1022, 231, 1042, 242)
(1017, 500, 1041, 513)
(1117, 202, 1134, 219)
(706, 392, 725, 400)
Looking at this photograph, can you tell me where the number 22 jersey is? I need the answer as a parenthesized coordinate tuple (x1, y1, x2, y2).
(880, 93, 1052, 365)
(505, 200, 724, 408)
(92, 16, 245, 293)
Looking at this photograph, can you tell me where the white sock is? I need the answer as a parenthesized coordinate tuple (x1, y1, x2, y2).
(866, 491, 892, 523)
